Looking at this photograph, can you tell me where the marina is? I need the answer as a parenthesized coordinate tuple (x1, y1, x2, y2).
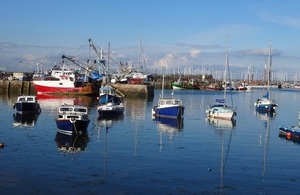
(1, 88, 300, 194)
(2, 1, 300, 193)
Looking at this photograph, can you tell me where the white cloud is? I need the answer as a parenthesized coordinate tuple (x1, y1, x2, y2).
(190, 49, 201, 58)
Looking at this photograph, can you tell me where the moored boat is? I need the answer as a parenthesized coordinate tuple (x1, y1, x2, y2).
(206, 38, 236, 120)
(152, 75, 184, 119)
(32, 55, 102, 95)
(279, 126, 300, 140)
(97, 97, 124, 116)
(254, 92, 277, 113)
(98, 84, 124, 104)
(172, 77, 184, 90)
(55, 104, 90, 135)
(254, 41, 278, 113)
(13, 95, 41, 114)
(33, 79, 101, 95)
(206, 99, 236, 120)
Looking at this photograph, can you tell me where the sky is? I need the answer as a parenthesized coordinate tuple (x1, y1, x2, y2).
(1, 0, 300, 81)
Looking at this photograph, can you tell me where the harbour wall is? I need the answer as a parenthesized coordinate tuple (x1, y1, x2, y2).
(0, 80, 155, 98)
(111, 84, 154, 98)
(0, 81, 36, 95)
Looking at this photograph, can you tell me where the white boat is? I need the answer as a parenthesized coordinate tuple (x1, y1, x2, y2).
(254, 41, 277, 113)
(206, 38, 236, 120)
(152, 75, 184, 119)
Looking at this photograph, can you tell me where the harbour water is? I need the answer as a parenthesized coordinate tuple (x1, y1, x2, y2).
(1, 88, 300, 194)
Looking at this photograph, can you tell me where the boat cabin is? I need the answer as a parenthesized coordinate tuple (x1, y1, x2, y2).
(58, 105, 88, 115)
(158, 98, 183, 106)
(17, 96, 37, 103)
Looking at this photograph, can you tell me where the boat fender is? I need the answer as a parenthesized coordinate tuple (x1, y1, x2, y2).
(70, 118, 76, 123)
(13, 104, 15, 109)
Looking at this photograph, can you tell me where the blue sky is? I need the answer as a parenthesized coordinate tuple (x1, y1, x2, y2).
(1, 0, 300, 80)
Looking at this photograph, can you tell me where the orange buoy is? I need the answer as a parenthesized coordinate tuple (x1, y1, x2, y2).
(287, 132, 292, 139)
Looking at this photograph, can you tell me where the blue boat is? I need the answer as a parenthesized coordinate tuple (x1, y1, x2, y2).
(254, 91, 277, 113)
(152, 75, 184, 119)
(152, 98, 184, 119)
(13, 95, 41, 114)
(98, 84, 123, 104)
(279, 126, 300, 139)
(254, 41, 278, 113)
(55, 104, 90, 135)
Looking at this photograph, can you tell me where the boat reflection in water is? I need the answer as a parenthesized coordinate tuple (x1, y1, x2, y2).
(55, 132, 89, 155)
(13, 112, 40, 127)
(255, 109, 274, 180)
(154, 117, 184, 151)
(96, 114, 125, 183)
(206, 117, 235, 193)
(155, 117, 184, 134)
(37, 94, 96, 114)
(255, 110, 276, 121)
(206, 117, 236, 129)
(97, 114, 124, 132)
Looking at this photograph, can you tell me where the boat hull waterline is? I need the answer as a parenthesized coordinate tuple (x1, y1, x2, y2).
(152, 105, 184, 119)
(33, 80, 101, 95)
(56, 119, 90, 135)
(97, 103, 125, 116)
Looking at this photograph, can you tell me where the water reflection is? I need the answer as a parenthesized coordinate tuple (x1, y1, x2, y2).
(255, 110, 272, 180)
(154, 117, 184, 152)
(155, 117, 184, 135)
(12, 112, 40, 127)
(125, 98, 147, 120)
(97, 114, 124, 129)
(96, 114, 126, 182)
(55, 132, 89, 156)
(206, 118, 236, 129)
(37, 94, 96, 113)
(206, 117, 235, 193)
(255, 110, 276, 121)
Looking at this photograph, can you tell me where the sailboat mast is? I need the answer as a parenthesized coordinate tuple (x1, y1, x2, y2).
(161, 74, 164, 99)
(137, 37, 141, 72)
(267, 40, 272, 96)
(224, 37, 229, 100)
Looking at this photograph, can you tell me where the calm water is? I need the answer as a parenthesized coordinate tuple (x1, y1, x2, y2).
(1, 88, 300, 194)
